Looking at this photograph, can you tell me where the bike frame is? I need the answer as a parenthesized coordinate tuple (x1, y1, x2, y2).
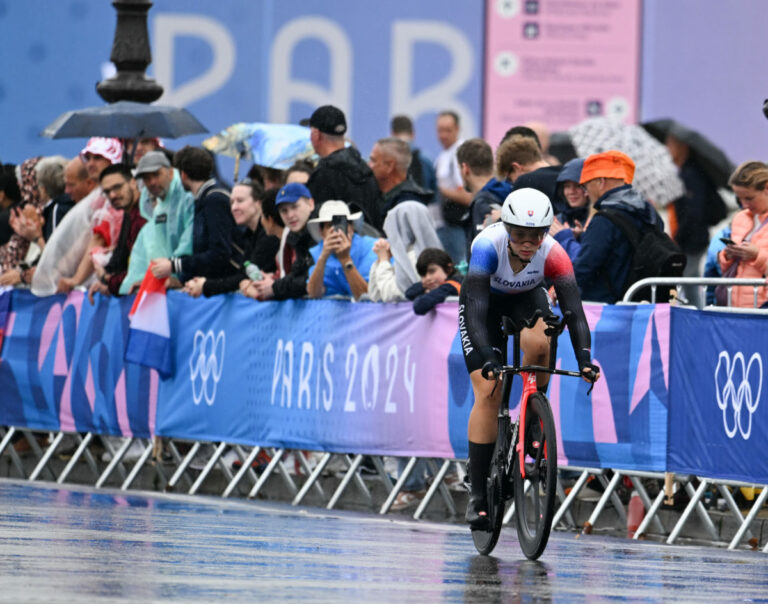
(502, 314, 582, 481)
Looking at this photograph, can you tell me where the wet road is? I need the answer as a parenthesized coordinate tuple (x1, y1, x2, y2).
(0, 481, 766, 602)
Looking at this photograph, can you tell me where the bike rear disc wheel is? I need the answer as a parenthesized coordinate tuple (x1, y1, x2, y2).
(514, 392, 557, 560)
(471, 415, 512, 555)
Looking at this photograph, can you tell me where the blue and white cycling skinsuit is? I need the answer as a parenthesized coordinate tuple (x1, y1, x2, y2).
(458, 222, 592, 372)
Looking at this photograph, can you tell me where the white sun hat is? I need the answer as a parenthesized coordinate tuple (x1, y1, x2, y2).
(306, 200, 363, 242)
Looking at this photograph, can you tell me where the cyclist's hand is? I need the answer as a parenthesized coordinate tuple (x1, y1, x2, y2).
(481, 360, 502, 381)
(580, 362, 600, 384)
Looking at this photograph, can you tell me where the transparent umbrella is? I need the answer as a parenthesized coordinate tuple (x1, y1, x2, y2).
(203, 122, 313, 180)
(569, 117, 684, 206)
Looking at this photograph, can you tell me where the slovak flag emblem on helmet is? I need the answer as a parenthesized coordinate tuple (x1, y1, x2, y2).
(527, 210, 534, 216)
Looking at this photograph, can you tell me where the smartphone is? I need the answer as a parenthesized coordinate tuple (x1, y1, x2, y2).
(719, 237, 736, 246)
(331, 214, 348, 233)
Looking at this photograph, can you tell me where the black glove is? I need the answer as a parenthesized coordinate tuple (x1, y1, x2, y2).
(479, 346, 502, 380)
(580, 361, 600, 382)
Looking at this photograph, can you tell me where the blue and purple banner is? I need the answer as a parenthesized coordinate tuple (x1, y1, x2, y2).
(156, 295, 459, 457)
(0, 291, 157, 438)
(5, 290, 766, 485)
(667, 307, 768, 484)
(447, 304, 670, 471)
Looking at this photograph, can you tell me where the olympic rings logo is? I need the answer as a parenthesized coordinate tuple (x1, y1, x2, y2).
(189, 330, 225, 406)
(714, 351, 762, 440)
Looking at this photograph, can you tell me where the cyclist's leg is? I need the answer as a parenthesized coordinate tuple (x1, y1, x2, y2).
(521, 318, 550, 391)
(517, 286, 555, 392)
(460, 299, 505, 527)
(466, 371, 502, 526)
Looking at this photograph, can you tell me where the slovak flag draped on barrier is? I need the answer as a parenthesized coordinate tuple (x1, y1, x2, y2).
(125, 267, 172, 377)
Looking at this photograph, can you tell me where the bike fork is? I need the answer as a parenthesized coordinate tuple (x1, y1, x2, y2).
(516, 371, 538, 480)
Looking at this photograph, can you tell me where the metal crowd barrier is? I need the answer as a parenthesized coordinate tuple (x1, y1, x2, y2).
(623, 276, 767, 308)
(621, 276, 768, 550)
(2, 424, 766, 552)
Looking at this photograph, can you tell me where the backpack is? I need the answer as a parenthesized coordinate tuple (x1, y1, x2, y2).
(598, 208, 687, 302)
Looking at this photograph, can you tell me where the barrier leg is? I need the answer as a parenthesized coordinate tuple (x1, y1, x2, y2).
(222, 446, 262, 498)
(294, 452, 326, 500)
(379, 457, 417, 514)
(687, 480, 719, 541)
(718, 484, 755, 544)
(629, 475, 666, 535)
(58, 433, 97, 484)
(166, 442, 200, 491)
(348, 456, 373, 505)
(96, 437, 136, 488)
(28, 431, 64, 482)
(0, 427, 26, 479)
(370, 456, 394, 492)
(728, 486, 768, 550)
(188, 442, 227, 495)
(21, 430, 55, 481)
(248, 448, 286, 499)
(552, 470, 590, 529)
(291, 452, 331, 506)
(582, 471, 623, 534)
(121, 439, 153, 490)
(272, 449, 298, 496)
(414, 459, 454, 520)
(327, 454, 364, 510)
(633, 489, 666, 540)
(667, 479, 717, 544)
(553, 476, 577, 529)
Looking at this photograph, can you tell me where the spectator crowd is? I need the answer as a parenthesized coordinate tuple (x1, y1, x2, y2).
(1, 104, 765, 508)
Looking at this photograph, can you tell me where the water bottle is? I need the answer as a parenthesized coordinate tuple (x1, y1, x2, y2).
(244, 261, 262, 281)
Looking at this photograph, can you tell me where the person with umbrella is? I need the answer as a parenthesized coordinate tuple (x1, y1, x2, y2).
(648, 120, 732, 306)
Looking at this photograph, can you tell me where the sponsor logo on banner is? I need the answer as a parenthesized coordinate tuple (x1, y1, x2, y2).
(190, 330, 226, 406)
(715, 351, 762, 440)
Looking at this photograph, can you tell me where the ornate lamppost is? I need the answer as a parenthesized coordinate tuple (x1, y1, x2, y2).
(96, 0, 163, 103)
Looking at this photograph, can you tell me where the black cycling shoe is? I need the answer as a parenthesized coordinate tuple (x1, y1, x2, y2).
(466, 493, 490, 529)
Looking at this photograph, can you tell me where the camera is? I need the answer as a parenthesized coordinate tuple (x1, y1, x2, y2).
(331, 214, 348, 233)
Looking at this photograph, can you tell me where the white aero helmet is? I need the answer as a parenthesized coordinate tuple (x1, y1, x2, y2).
(501, 188, 554, 229)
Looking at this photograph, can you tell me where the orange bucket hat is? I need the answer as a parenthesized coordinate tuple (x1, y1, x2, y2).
(579, 150, 635, 184)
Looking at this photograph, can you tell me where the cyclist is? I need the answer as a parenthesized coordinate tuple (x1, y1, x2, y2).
(459, 187, 599, 528)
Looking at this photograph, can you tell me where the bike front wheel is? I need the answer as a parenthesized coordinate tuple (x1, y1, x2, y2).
(471, 414, 513, 555)
(514, 392, 557, 560)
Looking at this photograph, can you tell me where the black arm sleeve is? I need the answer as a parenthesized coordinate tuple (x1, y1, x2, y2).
(552, 272, 592, 369)
(459, 271, 496, 361)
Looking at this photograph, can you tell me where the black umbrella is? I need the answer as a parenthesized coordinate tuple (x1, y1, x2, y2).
(41, 100, 208, 140)
(642, 119, 734, 189)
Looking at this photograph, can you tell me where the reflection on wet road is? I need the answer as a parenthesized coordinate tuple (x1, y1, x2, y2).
(0, 480, 766, 602)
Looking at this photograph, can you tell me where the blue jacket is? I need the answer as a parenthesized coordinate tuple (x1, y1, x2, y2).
(573, 185, 662, 303)
(308, 233, 378, 297)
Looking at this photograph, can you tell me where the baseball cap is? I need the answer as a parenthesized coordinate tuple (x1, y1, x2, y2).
(308, 105, 347, 136)
(580, 150, 635, 184)
(276, 182, 312, 205)
(135, 151, 171, 176)
(80, 137, 123, 164)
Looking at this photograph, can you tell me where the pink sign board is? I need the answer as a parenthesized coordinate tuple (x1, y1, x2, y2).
(483, 0, 642, 142)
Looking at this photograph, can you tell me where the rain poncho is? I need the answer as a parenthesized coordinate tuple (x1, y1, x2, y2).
(119, 169, 194, 294)
(31, 187, 106, 296)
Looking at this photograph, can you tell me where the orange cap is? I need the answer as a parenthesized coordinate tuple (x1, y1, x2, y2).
(579, 150, 635, 184)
